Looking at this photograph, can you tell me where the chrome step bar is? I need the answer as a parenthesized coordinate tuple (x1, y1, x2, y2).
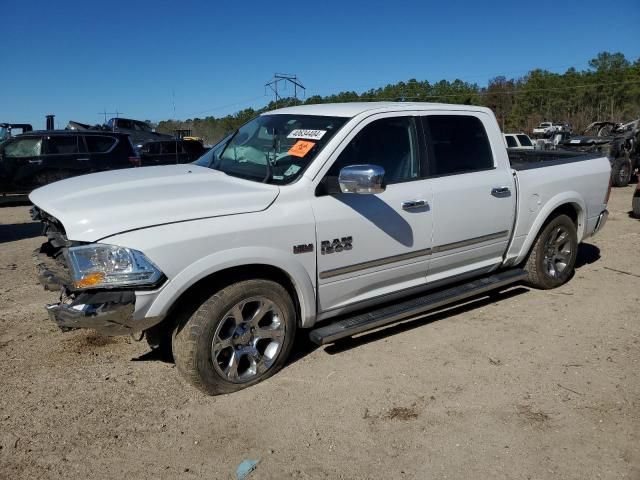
(309, 268, 528, 346)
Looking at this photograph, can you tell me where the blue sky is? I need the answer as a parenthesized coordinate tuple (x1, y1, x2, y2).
(3, 0, 639, 129)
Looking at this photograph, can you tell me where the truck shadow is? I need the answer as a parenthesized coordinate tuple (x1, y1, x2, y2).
(575, 243, 600, 269)
(0, 222, 42, 244)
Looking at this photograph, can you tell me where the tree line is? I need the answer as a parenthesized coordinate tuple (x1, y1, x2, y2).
(157, 52, 640, 144)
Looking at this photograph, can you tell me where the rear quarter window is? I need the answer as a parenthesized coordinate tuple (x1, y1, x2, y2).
(516, 135, 532, 147)
(422, 115, 494, 176)
(505, 135, 518, 148)
(85, 136, 116, 153)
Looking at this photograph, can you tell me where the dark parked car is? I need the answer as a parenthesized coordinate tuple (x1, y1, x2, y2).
(0, 130, 136, 194)
(133, 139, 206, 166)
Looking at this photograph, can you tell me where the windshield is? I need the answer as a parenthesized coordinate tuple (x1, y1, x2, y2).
(195, 114, 348, 185)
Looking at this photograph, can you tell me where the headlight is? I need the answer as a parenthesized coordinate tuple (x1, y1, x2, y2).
(67, 244, 164, 290)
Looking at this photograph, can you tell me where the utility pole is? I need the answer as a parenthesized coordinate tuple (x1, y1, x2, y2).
(265, 73, 305, 108)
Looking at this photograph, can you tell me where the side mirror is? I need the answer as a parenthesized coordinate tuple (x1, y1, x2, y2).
(338, 164, 385, 194)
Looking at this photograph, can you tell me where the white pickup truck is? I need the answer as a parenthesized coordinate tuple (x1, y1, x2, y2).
(30, 102, 611, 395)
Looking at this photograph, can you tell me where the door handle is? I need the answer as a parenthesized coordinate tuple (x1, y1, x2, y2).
(402, 199, 428, 211)
(28, 159, 43, 165)
(491, 186, 511, 197)
(77, 158, 90, 161)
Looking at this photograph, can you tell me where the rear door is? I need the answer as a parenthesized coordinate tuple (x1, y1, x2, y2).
(421, 113, 516, 284)
(86, 135, 123, 171)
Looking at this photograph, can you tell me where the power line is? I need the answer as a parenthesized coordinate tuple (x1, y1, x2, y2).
(265, 73, 305, 108)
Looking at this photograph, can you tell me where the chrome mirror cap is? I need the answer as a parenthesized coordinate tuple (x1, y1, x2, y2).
(338, 164, 386, 194)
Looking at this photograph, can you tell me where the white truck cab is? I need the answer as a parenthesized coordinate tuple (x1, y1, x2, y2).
(30, 102, 611, 394)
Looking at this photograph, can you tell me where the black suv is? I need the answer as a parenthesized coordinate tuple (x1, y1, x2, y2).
(0, 130, 136, 194)
(134, 139, 206, 166)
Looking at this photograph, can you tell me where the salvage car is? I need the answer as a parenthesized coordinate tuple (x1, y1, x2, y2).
(29, 102, 611, 395)
(0, 130, 136, 194)
(0, 123, 33, 143)
(561, 119, 639, 187)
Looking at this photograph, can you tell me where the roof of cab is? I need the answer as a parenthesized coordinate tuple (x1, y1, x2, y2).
(265, 101, 493, 118)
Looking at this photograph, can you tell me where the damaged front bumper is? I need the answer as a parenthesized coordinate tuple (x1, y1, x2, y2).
(34, 246, 162, 336)
(46, 290, 136, 336)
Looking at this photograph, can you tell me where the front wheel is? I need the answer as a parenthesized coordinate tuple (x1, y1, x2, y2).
(172, 279, 296, 395)
(524, 214, 578, 289)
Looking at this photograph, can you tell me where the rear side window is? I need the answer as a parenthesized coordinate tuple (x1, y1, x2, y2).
(505, 135, 517, 148)
(516, 134, 532, 147)
(85, 136, 116, 153)
(45, 136, 79, 154)
(422, 115, 494, 176)
(4, 137, 42, 157)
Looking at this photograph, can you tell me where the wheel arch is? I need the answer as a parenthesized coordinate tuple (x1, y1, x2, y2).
(514, 195, 585, 265)
(145, 248, 316, 329)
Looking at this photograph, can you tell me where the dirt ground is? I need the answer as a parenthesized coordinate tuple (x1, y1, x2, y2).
(0, 186, 638, 480)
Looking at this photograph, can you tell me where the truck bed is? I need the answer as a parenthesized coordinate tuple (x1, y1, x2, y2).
(508, 149, 600, 171)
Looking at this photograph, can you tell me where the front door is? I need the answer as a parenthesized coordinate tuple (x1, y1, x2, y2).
(312, 114, 433, 315)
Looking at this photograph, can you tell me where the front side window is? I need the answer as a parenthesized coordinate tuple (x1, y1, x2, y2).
(516, 134, 533, 147)
(212, 114, 347, 184)
(45, 136, 79, 154)
(4, 137, 42, 157)
(326, 116, 421, 185)
(505, 135, 518, 148)
(422, 115, 494, 176)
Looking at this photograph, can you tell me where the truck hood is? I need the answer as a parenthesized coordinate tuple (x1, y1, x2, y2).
(29, 165, 280, 241)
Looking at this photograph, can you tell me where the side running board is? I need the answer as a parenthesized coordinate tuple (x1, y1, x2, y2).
(309, 268, 527, 345)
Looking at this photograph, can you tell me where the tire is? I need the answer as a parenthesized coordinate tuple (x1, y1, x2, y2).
(524, 214, 578, 290)
(611, 157, 631, 187)
(633, 195, 640, 219)
(172, 279, 296, 395)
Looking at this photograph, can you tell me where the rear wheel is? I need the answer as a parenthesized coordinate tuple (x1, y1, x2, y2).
(172, 279, 296, 395)
(524, 214, 578, 289)
(611, 157, 631, 187)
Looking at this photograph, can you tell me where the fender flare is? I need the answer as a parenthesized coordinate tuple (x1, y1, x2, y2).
(513, 191, 586, 265)
(145, 246, 317, 327)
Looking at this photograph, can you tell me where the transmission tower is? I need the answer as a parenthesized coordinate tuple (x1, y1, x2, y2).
(265, 73, 305, 108)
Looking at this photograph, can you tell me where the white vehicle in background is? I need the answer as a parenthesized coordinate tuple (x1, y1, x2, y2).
(532, 122, 554, 137)
(30, 102, 611, 395)
(503, 133, 534, 150)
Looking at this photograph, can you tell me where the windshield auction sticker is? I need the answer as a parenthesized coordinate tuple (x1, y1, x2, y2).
(288, 140, 315, 157)
(287, 129, 326, 140)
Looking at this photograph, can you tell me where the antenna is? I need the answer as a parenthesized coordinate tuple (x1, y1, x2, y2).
(265, 73, 305, 108)
(98, 109, 123, 125)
